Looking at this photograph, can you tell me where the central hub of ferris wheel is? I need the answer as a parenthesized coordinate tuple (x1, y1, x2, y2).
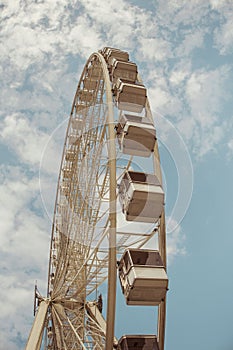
(26, 47, 168, 350)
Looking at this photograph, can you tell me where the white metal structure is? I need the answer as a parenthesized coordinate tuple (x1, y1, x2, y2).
(26, 47, 168, 350)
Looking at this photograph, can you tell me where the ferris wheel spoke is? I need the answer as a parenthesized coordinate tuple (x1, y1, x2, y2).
(51, 306, 66, 349)
(58, 224, 110, 299)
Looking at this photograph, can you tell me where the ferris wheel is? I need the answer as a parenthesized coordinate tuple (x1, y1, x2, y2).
(26, 47, 168, 350)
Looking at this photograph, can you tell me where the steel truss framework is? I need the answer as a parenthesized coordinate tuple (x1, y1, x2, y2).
(26, 48, 167, 350)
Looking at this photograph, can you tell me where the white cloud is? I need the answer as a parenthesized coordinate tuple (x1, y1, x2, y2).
(150, 63, 231, 157)
(227, 138, 233, 159)
(228, 139, 233, 151)
(78, 0, 148, 51)
(214, 14, 233, 54)
(0, 276, 33, 350)
(170, 68, 189, 86)
(155, 0, 211, 30)
(0, 165, 50, 348)
(148, 86, 171, 112)
(0, 166, 49, 260)
(175, 28, 206, 57)
(166, 220, 186, 264)
(0, 114, 50, 166)
(180, 65, 231, 155)
(209, 0, 223, 8)
(138, 37, 171, 62)
(0, 0, 100, 72)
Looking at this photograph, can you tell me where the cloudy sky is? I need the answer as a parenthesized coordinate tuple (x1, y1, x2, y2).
(0, 0, 233, 349)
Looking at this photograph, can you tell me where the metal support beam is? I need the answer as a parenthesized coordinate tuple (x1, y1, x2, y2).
(25, 300, 49, 350)
(86, 302, 118, 348)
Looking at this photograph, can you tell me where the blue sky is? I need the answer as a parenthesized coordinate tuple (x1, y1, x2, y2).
(0, 1, 233, 349)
